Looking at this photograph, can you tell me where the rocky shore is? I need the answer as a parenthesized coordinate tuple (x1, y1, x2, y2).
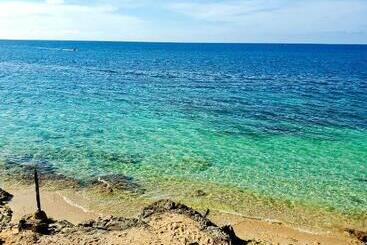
(0, 187, 250, 245)
(1, 186, 366, 245)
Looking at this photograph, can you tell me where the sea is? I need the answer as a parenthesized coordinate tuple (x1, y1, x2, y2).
(0, 40, 366, 228)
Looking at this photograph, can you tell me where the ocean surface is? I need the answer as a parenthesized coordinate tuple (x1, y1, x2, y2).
(0, 41, 366, 222)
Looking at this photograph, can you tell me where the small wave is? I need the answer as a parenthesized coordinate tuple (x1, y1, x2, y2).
(58, 193, 96, 214)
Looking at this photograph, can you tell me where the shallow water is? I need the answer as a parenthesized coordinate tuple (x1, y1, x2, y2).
(0, 41, 366, 223)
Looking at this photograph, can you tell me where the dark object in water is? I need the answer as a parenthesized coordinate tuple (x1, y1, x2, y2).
(101, 152, 144, 165)
(88, 174, 145, 194)
(2, 155, 80, 187)
(194, 189, 207, 197)
(355, 178, 367, 183)
(4, 155, 55, 178)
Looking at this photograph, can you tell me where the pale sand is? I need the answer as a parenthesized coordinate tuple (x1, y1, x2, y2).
(3, 186, 362, 245)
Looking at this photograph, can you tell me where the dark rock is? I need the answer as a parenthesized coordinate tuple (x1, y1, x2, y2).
(33, 210, 48, 220)
(221, 225, 248, 245)
(18, 211, 51, 234)
(87, 174, 144, 194)
(2, 155, 79, 186)
(345, 228, 367, 243)
(194, 189, 207, 197)
(0, 206, 13, 230)
(0, 189, 13, 203)
(48, 220, 74, 234)
(0, 189, 13, 231)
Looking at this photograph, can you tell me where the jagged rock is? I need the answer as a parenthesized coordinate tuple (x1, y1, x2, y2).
(2, 195, 248, 244)
(48, 220, 74, 234)
(0, 188, 13, 231)
(18, 211, 50, 234)
(0, 189, 12, 203)
(87, 174, 145, 194)
(140, 200, 246, 245)
(0, 206, 13, 230)
(79, 216, 140, 231)
(221, 225, 249, 245)
(140, 200, 214, 227)
(345, 228, 367, 243)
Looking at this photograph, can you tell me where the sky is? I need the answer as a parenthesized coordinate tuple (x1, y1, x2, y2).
(0, 0, 366, 44)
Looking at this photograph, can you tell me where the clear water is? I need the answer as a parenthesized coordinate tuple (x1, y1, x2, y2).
(0, 41, 366, 219)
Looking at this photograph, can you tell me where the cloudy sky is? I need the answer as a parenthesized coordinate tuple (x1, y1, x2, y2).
(0, 0, 366, 43)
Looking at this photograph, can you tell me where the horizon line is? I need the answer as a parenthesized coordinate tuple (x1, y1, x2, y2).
(0, 38, 366, 46)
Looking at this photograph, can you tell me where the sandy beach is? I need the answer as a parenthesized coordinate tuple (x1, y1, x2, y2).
(0, 182, 364, 245)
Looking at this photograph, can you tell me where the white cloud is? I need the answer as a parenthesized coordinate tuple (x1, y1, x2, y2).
(0, 0, 365, 43)
(46, 0, 65, 5)
(169, 1, 281, 22)
(0, 1, 144, 41)
(168, 0, 367, 43)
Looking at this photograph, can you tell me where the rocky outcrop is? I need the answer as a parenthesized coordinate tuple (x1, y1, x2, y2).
(18, 211, 50, 234)
(1, 195, 247, 244)
(0, 189, 12, 204)
(0, 186, 248, 244)
(345, 228, 367, 244)
(0, 206, 12, 231)
(139, 200, 246, 245)
(0, 188, 13, 230)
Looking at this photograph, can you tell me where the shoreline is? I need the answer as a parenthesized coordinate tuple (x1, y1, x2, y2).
(1, 180, 365, 244)
(1, 168, 366, 230)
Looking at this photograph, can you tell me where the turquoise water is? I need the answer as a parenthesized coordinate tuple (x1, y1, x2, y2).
(0, 41, 366, 217)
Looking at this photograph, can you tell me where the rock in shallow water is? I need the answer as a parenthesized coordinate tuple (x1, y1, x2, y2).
(1, 155, 81, 187)
(87, 174, 145, 194)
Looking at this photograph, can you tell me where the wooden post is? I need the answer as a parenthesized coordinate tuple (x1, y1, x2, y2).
(34, 168, 41, 212)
